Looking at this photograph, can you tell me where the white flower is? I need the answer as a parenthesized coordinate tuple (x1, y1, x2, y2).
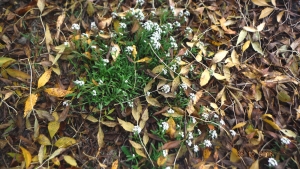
(91, 45, 96, 49)
(173, 21, 181, 27)
(280, 137, 291, 145)
(74, 80, 84, 86)
(132, 154, 135, 157)
(110, 32, 116, 38)
(81, 33, 89, 38)
(193, 145, 199, 152)
(170, 64, 177, 72)
(170, 36, 177, 49)
(191, 117, 196, 123)
(167, 108, 174, 114)
(203, 140, 212, 147)
(150, 39, 161, 50)
(134, 9, 145, 20)
(99, 30, 104, 34)
(165, 167, 171, 169)
(268, 158, 278, 167)
(161, 122, 169, 131)
(111, 46, 118, 52)
(162, 150, 168, 157)
(92, 90, 96, 96)
(161, 84, 170, 93)
(162, 68, 167, 75)
(142, 20, 154, 31)
(146, 92, 150, 96)
(125, 46, 133, 53)
(230, 130, 236, 137)
(136, 0, 144, 5)
(220, 119, 225, 125)
(190, 65, 194, 71)
(71, 23, 80, 30)
(63, 100, 70, 106)
(184, 16, 188, 22)
(180, 83, 188, 90)
(175, 57, 181, 64)
(125, 80, 128, 83)
(188, 132, 193, 140)
(202, 113, 209, 120)
(189, 93, 196, 101)
(99, 80, 103, 84)
(178, 10, 183, 17)
(102, 59, 109, 65)
(128, 101, 133, 108)
(185, 27, 192, 34)
(214, 114, 219, 118)
(186, 139, 192, 146)
(111, 12, 118, 19)
(184, 11, 190, 16)
(165, 52, 170, 57)
(151, 11, 155, 16)
(198, 129, 202, 135)
(133, 125, 141, 134)
(209, 130, 218, 139)
(91, 22, 98, 30)
(179, 131, 184, 138)
(64, 41, 69, 46)
(119, 22, 127, 29)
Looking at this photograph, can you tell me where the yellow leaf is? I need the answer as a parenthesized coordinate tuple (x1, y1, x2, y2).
(157, 156, 167, 166)
(24, 94, 38, 117)
(97, 125, 105, 148)
(37, 134, 51, 146)
(195, 50, 202, 62)
(45, 24, 52, 53)
(52, 157, 60, 166)
(81, 114, 98, 123)
(54, 137, 76, 148)
(111, 160, 118, 169)
(117, 118, 134, 132)
(171, 76, 180, 93)
(20, 146, 32, 168)
(166, 117, 176, 139)
(132, 45, 137, 59)
(277, 11, 284, 22)
(135, 149, 147, 158)
(44, 88, 72, 97)
(0, 57, 15, 67)
(250, 159, 259, 169)
(230, 148, 240, 163)
(200, 69, 211, 86)
(48, 148, 66, 160)
(181, 76, 191, 87)
(212, 50, 228, 64)
(6, 68, 31, 80)
(48, 120, 59, 139)
(213, 73, 226, 80)
(132, 98, 142, 122)
(113, 20, 120, 32)
(251, 0, 270, 6)
(111, 43, 120, 62)
(86, 1, 95, 16)
(52, 44, 66, 65)
(193, 90, 203, 104)
(152, 65, 164, 74)
(242, 40, 251, 52)
(38, 69, 52, 88)
(259, 7, 274, 19)
(203, 148, 211, 161)
(143, 131, 149, 146)
(257, 22, 265, 32)
(129, 140, 143, 149)
(136, 57, 152, 63)
(38, 145, 45, 164)
(232, 122, 247, 130)
(101, 121, 118, 127)
(263, 119, 281, 130)
(280, 129, 296, 138)
(64, 155, 77, 166)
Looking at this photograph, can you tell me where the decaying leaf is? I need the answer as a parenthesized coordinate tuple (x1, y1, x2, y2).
(157, 156, 167, 166)
(166, 117, 176, 139)
(97, 125, 105, 148)
(48, 121, 60, 139)
(236, 30, 247, 45)
(251, 41, 264, 55)
(20, 146, 32, 168)
(64, 155, 77, 166)
(280, 129, 296, 138)
(146, 96, 161, 107)
(38, 69, 52, 88)
(200, 69, 211, 86)
(230, 148, 240, 163)
(37, 134, 51, 146)
(212, 50, 228, 63)
(251, 0, 270, 6)
(232, 122, 247, 130)
(259, 7, 274, 19)
(44, 88, 72, 97)
(54, 137, 76, 148)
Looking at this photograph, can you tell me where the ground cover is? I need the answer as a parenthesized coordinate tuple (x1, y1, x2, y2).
(0, 0, 300, 168)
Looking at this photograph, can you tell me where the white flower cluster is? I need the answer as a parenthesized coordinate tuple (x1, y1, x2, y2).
(111, 46, 118, 52)
(64, 42, 69, 46)
(180, 83, 188, 90)
(230, 130, 236, 136)
(141, 21, 162, 50)
(197, 129, 201, 135)
(188, 132, 193, 140)
(128, 101, 133, 108)
(161, 122, 169, 132)
(133, 125, 141, 134)
(268, 158, 278, 167)
(179, 131, 184, 138)
(170, 64, 177, 72)
(193, 145, 199, 152)
(74, 80, 84, 86)
(161, 84, 170, 93)
(119, 23, 127, 29)
(99, 80, 103, 84)
(92, 90, 97, 96)
(91, 45, 96, 49)
(185, 27, 192, 34)
(169, 36, 177, 49)
(63, 100, 70, 106)
(125, 46, 133, 54)
(162, 68, 167, 75)
(81, 33, 89, 38)
(189, 93, 196, 101)
(173, 21, 181, 27)
(167, 108, 174, 114)
(202, 113, 209, 120)
(175, 57, 181, 64)
(161, 23, 173, 32)
(71, 23, 80, 30)
(280, 137, 291, 145)
(111, 12, 118, 19)
(163, 149, 168, 157)
(131, 9, 145, 21)
(209, 130, 218, 139)
(191, 117, 196, 123)
(186, 139, 192, 146)
(102, 59, 109, 65)
(220, 119, 225, 125)
(136, 0, 144, 5)
(203, 139, 212, 147)
(91, 22, 98, 30)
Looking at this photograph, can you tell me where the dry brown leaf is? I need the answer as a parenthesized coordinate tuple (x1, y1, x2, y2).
(212, 50, 228, 63)
(135, 149, 147, 158)
(243, 26, 257, 32)
(203, 148, 211, 161)
(259, 7, 274, 19)
(44, 88, 72, 97)
(55, 12, 65, 40)
(213, 73, 226, 80)
(277, 11, 284, 22)
(251, 0, 270, 6)
(129, 140, 143, 149)
(232, 122, 247, 130)
(37, 0, 45, 13)
(101, 121, 118, 127)
(250, 159, 259, 169)
(24, 94, 38, 117)
(97, 125, 105, 148)
(146, 96, 161, 107)
(166, 117, 176, 139)
(99, 17, 112, 29)
(45, 24, 53, 53)
(54, 137, 76, 148)
(230, 148, 240, 163)
(257, 22, 266, 31)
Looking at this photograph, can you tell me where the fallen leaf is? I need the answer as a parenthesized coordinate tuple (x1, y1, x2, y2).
(20, 146, 32, 168)
(129, 140, 143, 149)
(37, 134, 51, 146)
(249, 159, 259, 169)
(242, 40, 251, 52)
(251, 41, 264, 55)
(200, 69, 211, 86)
(86, 1, 95, 16)
(259, 7, 274, 19)
(203, 148, 211, 161)
(6, 68, 31, 80)
(117, 118, 134, 132)
(24, 94, 38, 117)
(232, 122, 247, 130)
(157, 156, 167, 166)
(48, 121, 60, 139)
(251, 0, 270, 6)
(48, 148, 66, 160)
(230, 148, 240, 163)
(37, 0, 45, 13)
(280, 129, 296, 138)
(146, 96, 161, 107)
(277, 11, 284, 22)
(64, 155, 77, 166)
(44, 88, 72, 97)
(111, 160, 118, 169)
(212, 50, 228, 63)
(54, 137, 76, 148)
(97, 125, 105, 148)
(38, 69, 52, 88)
